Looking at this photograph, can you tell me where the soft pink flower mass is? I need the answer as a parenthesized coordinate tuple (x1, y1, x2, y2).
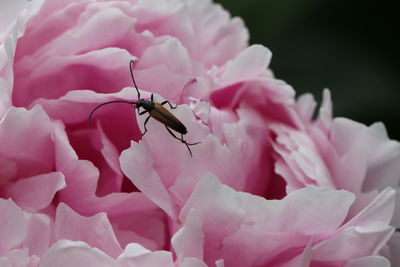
(0, 0, 399, 266)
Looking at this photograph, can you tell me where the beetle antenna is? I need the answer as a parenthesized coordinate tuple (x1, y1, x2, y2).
(88, 100, 137, 125)
(129, 60, 141, 100)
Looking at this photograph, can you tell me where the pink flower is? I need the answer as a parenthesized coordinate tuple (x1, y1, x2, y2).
(176, 174, 394, 266)
(0, 197, 179, 267)
(270, 90, 400, 265)
(1, 0, 399, 266)
(272, 90, 400, 214)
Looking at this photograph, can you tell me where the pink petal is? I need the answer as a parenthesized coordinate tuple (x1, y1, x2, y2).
(0, 0, 20, 116)
(120, 140, 177, 219)
(30, 7, 135, 58)
(0, 0, 27, 39)
(55, 203, 123, 258)
(0, 158, 17, 186)
(6, 172, 66, 211)
(211, 75, 297, 128)
(40, 240, 117, 267)
(341, 187, 395, 229)
(218, 45, 272, 86)
(88, 123, 124, 196)
(53, 122, 157, 218)
(22, 213, 51, 257)
(344, 256, 390, 267)
(248, 186, 354, 235)
(311, 188, 396, 263)
(185, 0, 248, 67)
(134, 0, 248, 68)
(387, 232, 400, 266)
(331, 118, 371, 156)
(363, 124, 400, 191)
(295, 93, 316, 123)
(222, 187, 354, 266)
(271, 124, 335, 189)
(117, 243, 174, 267)
(283, 238, 314, 267)
(16, 1, 86, 56)
(172, 210, 204, 264)
(0, 198, 27, 254)
(138, 38, 196, 75)
(315, 89, 333, 131)
(312, 226, 394, 262)
(0, 0, 40, 118)
(111, 207, 167, 251)
(171, 106, 273, 204)
(179, 173, 245, 263)
(0, 106, 55, 180)
(117, 243, 151, 258)
(215, 259, 225, 267)
(0, 249, 39, 267)
(0, 78, 12, 119)
(15, 48, 134, 107)
(0, 256, 10, 266)
(170, 135, 242, 205)
(181, 257, 208, 267)
(330, 118, 400, 215)
(180, 174, 244, 235)
(181, 175, 355, 266)
(207, 106, 237, 141)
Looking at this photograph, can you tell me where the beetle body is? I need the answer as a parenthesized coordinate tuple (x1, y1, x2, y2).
(88, 60, 199, 156)
(148, 103, 187, 134)
(135, 99, 154, 111)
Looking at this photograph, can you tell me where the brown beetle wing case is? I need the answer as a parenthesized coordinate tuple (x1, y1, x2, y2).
(148, 103, 187, 134)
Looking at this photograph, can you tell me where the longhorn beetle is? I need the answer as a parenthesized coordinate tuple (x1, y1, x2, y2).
(88, 60, 200, 157)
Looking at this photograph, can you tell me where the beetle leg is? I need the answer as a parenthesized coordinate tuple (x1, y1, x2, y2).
(139, 110, 148, 115)
(161, 100, 178, 109)
(181, 134, 201, 146)
(151, 94, 154, 102)
(141, 116, 151, 137)
(164, 126, 200, 157)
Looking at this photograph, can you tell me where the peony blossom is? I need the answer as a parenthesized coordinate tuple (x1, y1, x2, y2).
(1, 0, 399, 266)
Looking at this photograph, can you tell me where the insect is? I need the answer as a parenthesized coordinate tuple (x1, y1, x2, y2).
(89, 60, 200, 157)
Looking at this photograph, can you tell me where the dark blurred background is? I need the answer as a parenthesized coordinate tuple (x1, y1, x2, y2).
(214, 0, 399, 140)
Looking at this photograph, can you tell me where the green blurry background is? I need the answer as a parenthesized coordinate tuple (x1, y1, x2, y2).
(215, 0, 399, 140)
